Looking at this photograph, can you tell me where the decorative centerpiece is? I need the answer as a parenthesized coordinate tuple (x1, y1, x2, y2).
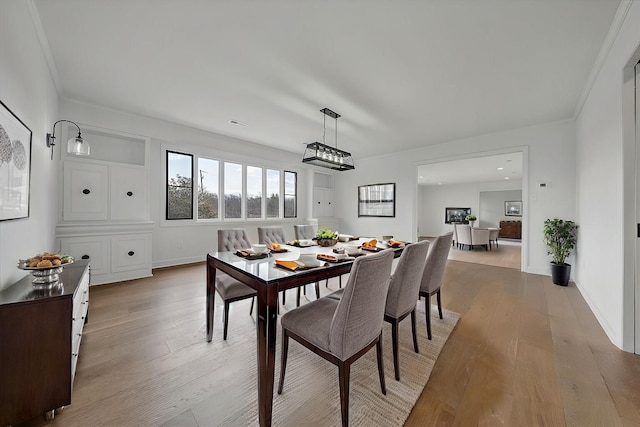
(315, 229, 339, 247)
(465, 214, 477, 227)
(18, 252, 74, 288)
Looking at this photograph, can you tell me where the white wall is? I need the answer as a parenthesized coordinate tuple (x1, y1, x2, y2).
(59, 99, 324, 268)
(417, 182, 521, 237)
(479, 189, 523, 228)
(0, 2, 59, 290)
(334, 120, 576, 277)
(575, 1, 640, 351)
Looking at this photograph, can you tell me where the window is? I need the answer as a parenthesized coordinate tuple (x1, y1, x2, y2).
(284, 171, 297, 218)
(224, 162, 243, 219)
(166, 151, 193, 220)
(197, 157, 219, 219)
(266, 169, 280, 218)
(246, 166, 262, 218)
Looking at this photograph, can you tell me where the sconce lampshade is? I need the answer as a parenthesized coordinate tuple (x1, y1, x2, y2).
(67, 134, 89, 156)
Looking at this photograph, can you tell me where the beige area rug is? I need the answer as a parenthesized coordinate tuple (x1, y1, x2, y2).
(200, 305, 460, 427)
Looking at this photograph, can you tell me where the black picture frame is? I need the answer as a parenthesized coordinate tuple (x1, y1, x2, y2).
(444, 207, 471, 224)
(505, 200, 522, 216)
(358, 183, 395, 217)
(0, 99, 31, 221)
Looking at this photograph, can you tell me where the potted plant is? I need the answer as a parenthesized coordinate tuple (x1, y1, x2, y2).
(465, 214, 477, 227)
(543, 218, 578, 286)
(315, 228, 338, 247)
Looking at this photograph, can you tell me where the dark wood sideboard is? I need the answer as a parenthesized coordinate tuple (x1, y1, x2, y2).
(0, 259, 90, 425)
(499, 221, 522, 239)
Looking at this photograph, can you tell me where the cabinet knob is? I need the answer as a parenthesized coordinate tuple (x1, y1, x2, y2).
(81, 255, 90, 260)
(317, 201, 321, 204)
(328, 202, 331, 205)
(128, 251, 135, 256)
(82, 189, 91, 195)
(126, 191, 133, 197)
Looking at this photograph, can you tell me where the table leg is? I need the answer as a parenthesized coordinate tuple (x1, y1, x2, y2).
(206, 260, 216, 342)
(257, 283, 278, 426)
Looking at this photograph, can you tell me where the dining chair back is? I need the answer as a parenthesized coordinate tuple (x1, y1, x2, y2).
(471, 227, 490, 251)
(278, 249, 394, 427)
(456, 224, 472, 250)
(384, 239, 430, 380)
(419, 232, 453, 339)
(216, 229, 257, 340)
(489, 227, 501, 249)
(257, 226, 286, 245)
(294, 224, 315, 240)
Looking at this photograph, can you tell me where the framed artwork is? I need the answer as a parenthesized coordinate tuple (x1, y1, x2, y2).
(358, 182, 395, 217)
(444, 207, 471, 224)
(0, 100, 31, 221)
(505, 200, 522, 217)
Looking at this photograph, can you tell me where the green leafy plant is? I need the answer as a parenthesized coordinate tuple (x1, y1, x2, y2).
(543, 218, 578, 265)
(315, 228, 338, 239)
(465, 214, 477, 221)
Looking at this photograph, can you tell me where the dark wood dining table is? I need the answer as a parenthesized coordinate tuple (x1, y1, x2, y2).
(205, 240, 402, 427)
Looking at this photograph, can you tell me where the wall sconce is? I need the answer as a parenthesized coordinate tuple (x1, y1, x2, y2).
(46, 120, 89, 160)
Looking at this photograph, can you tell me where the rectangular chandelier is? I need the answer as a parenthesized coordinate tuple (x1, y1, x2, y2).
(302, 141, 355, 171)
(302, 107, 355, 171)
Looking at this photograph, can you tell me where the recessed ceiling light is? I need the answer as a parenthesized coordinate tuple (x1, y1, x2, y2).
(229, 120, 248, 127)
(497, 167, 504, 170)
(437, 182, 443, 185)
(504, 177, 510, 180)
(419, 176, 423, 179)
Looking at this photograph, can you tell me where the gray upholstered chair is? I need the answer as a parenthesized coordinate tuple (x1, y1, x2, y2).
(383, 240, 430, 380)
(488, 227, 500, 249)
(452, 222, 460, 248)
(278, 250, 394, 427)
(216, 229, 257, 340)
(418, 232, 453, 340)
(294, 224, 315, 240)
(257, 226, 287, 246)
(456, 224, 472, 250)
(471, 227, 490, 251)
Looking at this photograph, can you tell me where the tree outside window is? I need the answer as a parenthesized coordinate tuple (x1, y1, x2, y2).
(266, 169, 280, 218)
(198, 157, 219, 219)
(166, 151, 193, 220)
(284, 171, 297, 218)
(224, 162, 242, 219)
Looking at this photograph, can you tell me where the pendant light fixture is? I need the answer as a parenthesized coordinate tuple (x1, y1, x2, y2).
(302, 107, 354, 171)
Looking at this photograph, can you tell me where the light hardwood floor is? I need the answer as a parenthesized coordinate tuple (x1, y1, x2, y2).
(18, 259, 640, 426)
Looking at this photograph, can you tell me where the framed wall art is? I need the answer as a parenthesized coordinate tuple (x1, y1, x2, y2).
(0, 100, 31, 221)
(444, 207, 471, 224)
(358, 182, 395, 217)
(505, 200, 522, 217)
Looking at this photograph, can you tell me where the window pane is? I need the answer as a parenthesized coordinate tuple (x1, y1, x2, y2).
(266, 169, 280, 218)
(224, 162, 242, 219)
(198, 157, 219, 219)
(247, 166, 262, 219)
(284, 171, 297, 218)
(166, 151, 193, 220)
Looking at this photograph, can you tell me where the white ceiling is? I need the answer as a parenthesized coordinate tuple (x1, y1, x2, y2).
(417, 152, 522, 186)
(32, 0, 620, 161)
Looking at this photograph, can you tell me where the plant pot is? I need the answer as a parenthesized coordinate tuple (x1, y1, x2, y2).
(550, 262, 571, 286)
(316, 238, 338, 247)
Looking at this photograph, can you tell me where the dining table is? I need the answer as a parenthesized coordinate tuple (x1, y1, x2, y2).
(205, 238, 404, 427)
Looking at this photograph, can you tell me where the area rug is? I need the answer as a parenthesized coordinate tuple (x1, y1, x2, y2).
(208, 305, 460, 426)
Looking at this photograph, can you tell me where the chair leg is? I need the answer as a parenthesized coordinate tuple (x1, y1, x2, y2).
(411, 309, 419, 353)
(391, 320, 400, 381)
(315, 282, 320, 299)
(437, 289, 443, 319)
(249, 297, 255, 316)
(277, 329, 289, 394)
(339, 275, 342, 289)
(296, 287, 301, 307)
(223, 301, 230, 340)
(376, 333, 386, 395)
(338, 361, 351, 427)
(282, 290, 286, 305)
(325, 278, 329, 288)
(426, 295, 432, 340)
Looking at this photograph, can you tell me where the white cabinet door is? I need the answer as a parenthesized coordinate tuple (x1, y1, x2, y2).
(63, 162, 108, 221)
(60, 236, 110, 275)
(312, 188, 334, 217)
(111, 234, 151, 273)
(110, 166, 148, 220)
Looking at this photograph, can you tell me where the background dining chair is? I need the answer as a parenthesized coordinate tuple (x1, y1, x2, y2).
(294, 224, 315, 240)
(418, 232, 453, 340)
(471, 227, 490, 251)
(217, 229, 257, 340)
(383, 239, 430, 380)
(452, 222, 460, 248)
(488, 227, 501, 249)
(278, 249, 394, 427)
(456, 224, 472, 250)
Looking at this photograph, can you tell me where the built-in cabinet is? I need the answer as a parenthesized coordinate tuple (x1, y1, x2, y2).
(56, 126, 153, 285)
(312, 172, 335, 218)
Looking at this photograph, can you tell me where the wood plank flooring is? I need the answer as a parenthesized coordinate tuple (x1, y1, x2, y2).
(17, 259, 640, 426)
